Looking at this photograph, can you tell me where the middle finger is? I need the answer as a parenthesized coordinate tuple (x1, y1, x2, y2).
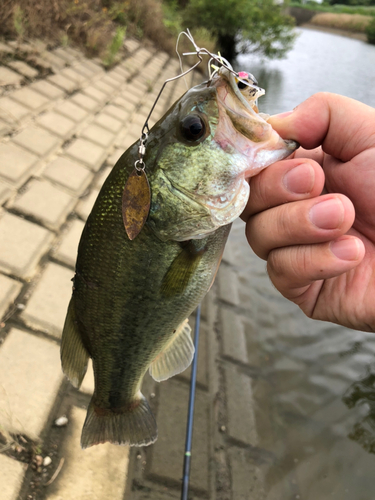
(246, 193, 355, 260)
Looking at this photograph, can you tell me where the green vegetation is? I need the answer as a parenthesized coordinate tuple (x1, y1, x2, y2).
(0, 0, 297, 64)
(103, 26, 126, 67)
(366, 15, 375, 41)
(164, 0, 296, 61)
(290, 1, 375, 15)
(0, 1, 173, 62)
(310, 12, 371, 31)
(290, 1, 375, 44)
(328, 0, 375, 6)
(13, 5, 26, 40)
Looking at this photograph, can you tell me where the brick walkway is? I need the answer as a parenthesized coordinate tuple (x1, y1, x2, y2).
(0, 37, 266, 500)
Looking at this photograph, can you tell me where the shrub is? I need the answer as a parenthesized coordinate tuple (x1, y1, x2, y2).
(366, 15, 375, 43)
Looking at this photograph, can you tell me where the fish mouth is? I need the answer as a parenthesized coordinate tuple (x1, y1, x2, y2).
(217, 91, 268, 145)
(216, 71, 265, 121)
(210, 67, 298, 178)
(212, 68, 269, 144)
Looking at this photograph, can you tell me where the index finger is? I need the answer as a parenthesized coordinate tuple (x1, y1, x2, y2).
(268, 92, 375, 162)
(241, 156, 324, 220)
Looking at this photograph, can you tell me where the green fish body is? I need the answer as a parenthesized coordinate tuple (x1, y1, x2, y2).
(61, 68, 297, 448)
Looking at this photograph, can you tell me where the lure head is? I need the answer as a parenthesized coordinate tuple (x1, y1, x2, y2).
(143, 66, 298, 241)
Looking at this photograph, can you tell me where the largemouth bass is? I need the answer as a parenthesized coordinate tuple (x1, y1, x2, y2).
(61, 67, 297, 448)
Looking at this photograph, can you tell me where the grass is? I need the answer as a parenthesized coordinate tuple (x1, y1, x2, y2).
(289, 2, 375, 41)
(13, 5, 26, 40)
(310, 12, 372, 32)
(102, 26, 126, 67)
(290, 2, 375, 16)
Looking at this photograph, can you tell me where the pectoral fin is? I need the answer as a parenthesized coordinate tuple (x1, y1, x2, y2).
(149, 319, 194, 382)
(160, 240, 207, 298)
(61, 299, 89, 388)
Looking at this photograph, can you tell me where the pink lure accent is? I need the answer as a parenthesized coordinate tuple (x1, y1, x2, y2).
(238, 71, 248, 79)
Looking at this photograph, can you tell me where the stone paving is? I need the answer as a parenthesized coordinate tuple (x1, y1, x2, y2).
(0, 36, 264, 500)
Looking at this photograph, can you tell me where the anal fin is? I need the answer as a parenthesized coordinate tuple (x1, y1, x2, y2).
(149, 319, 194, 382)
(61, 298, 89, 389)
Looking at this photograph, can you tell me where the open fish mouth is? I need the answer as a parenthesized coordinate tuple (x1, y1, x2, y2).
(212, 68, 269, 143)
(215, 69, 266, 118)
(211, 67, 298, 178)
(217, 91, 270, 146)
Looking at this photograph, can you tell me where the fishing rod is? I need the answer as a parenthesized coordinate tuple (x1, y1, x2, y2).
(181, 303, 201, 500)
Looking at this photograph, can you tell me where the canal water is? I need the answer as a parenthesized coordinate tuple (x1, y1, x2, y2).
(236, 27, 375, 112)
(231, 28, 375, 499)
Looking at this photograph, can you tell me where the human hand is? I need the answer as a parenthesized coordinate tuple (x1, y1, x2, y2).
(243, 92, 375, 332)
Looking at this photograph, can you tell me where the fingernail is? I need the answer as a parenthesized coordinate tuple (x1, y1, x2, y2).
(271, 110, 293, 120)
(330, 237, 360, 261)
(309, 198, 344, 229)
(283, 163, 314, 194)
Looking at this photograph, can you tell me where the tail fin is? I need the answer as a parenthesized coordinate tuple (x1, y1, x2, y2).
(81, 392, 157, 449)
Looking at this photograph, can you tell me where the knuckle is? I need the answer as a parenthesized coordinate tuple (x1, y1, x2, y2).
(275, 203, 297, 242)
(249, 172, 271, 212)
(267, 248, 287, 279)
(246, 216, 268, 259)
(268, 245, 314, 283)
(297, 245, 314, 278)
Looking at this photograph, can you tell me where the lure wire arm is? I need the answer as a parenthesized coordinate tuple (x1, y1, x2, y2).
(140, 53, 202, 139)
(138, 28, 260, 164)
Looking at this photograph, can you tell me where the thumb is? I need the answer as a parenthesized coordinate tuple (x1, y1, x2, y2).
(268, 92, 375, 162)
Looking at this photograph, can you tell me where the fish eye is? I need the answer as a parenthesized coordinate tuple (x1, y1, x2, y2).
(180, 115, 206, 142)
